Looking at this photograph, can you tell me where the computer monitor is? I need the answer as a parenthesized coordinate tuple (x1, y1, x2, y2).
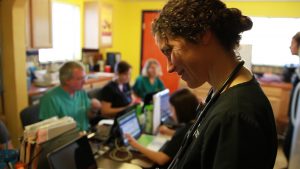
(153, 89, 171, 133)
(47, 136, 97, 169)
(116, 106, 142, 146)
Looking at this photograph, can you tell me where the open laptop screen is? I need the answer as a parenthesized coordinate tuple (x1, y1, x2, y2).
(47, 136, 97, 169)
(160, 92, 171, 121)
(117, 107, 142, 146)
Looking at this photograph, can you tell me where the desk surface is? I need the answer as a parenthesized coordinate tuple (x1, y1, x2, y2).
(96, 157, 142, 169)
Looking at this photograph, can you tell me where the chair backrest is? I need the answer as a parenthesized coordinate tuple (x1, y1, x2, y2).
(20, 104, 40, 128)
(87, 87, 102, 100)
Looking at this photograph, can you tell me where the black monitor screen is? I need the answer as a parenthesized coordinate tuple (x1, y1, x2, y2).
(47, 136, 97, 169)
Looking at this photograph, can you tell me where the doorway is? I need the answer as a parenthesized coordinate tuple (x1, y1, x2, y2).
(140, 11, 180, 93)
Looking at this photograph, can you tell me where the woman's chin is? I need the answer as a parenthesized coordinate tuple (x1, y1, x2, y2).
(184, 79, 203, 89)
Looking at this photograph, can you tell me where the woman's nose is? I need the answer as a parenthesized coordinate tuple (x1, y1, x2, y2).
(167, 61, 175, 73)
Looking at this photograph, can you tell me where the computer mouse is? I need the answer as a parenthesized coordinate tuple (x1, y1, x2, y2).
(130, 158, 153, 168)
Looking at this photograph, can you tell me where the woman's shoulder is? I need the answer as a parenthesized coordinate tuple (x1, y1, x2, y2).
(136, 75, 148, 81)
(103, 80, 117, 88)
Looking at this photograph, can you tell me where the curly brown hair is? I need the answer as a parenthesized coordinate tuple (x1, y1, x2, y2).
(152, 0, 253, 51)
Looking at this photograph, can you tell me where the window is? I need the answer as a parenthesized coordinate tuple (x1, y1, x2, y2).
(240, 17, 300, 67)
(39, 2, 81, 63)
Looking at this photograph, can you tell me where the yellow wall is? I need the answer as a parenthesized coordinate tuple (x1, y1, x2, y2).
(104, 1, 300, 81)
(104, 1, 165, 81)
(1, 0, 28, 146)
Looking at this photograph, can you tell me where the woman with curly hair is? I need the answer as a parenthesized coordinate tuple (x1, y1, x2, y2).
(152, 0, 277, 168)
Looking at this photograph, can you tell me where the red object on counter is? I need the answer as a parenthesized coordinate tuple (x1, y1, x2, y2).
(15, 162, 27, 169)
(104, 65, 111, 73)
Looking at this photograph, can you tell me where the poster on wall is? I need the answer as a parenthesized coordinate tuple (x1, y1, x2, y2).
(100, 4, 113, 48)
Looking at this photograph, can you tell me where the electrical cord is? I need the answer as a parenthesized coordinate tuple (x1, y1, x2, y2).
(109, 139, 133, 162)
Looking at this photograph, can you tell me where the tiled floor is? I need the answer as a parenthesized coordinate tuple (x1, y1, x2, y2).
(274, 146, 288, 169)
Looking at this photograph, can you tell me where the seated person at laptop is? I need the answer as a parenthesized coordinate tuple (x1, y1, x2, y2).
(0, 120, 13, 150)
(39, 61, 101, 131)
(99, 61, 133, 117)
(126, 88, 199, 166)
(133, 59, 165, 100)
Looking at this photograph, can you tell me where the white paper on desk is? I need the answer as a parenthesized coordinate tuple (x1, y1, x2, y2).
(98, 119, 114, 126)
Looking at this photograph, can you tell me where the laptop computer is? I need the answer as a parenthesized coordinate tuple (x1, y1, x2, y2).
(47, 136, 98, 169)
(116, 106, 169, 151)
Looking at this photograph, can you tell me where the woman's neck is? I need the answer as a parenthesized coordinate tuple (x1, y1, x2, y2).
(207, 56, 252, 92)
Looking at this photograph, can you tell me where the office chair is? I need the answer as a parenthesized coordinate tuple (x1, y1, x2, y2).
(20, 104, 40, 128)
(87, 87, 102, 101)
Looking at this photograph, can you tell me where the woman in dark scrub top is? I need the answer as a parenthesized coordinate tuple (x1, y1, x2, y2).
(99, 61, 133, 117)
(152, 0, 278, 168)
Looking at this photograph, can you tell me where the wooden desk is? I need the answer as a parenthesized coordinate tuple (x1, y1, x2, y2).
(28, 73, 114, 104)
(96, 157, 142, 169)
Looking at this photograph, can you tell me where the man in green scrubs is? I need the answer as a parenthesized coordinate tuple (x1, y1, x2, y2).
(39, 61, 101, 131)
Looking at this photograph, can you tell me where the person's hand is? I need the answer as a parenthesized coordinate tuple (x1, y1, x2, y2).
(125, 133, 139, 148)
(91, 98, 101, 111)
(159, 125, 175, 136)
(159, 125, 169, 135)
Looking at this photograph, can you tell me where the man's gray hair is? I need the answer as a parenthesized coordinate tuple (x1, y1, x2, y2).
(59, 61, 84, 85)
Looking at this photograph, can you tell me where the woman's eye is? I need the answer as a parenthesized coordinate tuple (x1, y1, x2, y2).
(164, 49, 172, 60)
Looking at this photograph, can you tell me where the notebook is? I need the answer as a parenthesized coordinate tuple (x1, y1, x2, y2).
(47, 136, 98, 169)
(117, 106, 168, 151)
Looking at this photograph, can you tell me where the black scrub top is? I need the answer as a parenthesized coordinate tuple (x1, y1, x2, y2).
(161, 123, 193, 159)
(99, 81, 132, 108)
(176, 78, 277, 169)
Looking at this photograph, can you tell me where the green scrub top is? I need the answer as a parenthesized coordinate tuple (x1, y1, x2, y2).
(39, 86, 91, 131)
(133, 76, 165, 99)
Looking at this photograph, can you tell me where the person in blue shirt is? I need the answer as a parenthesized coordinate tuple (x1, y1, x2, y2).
(133, 59, 165, 100)
(39, 61, 101, 131)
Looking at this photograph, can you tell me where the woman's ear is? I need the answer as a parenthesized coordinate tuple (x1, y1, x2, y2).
(201, 30, 212, 45)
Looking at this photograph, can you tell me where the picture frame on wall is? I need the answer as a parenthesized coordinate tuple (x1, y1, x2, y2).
(100, 4, 113, 48)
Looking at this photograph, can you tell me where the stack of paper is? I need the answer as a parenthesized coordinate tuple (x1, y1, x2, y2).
(20, 116, 77, 168)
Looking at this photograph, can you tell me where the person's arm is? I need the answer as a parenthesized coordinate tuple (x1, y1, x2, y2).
(0, 121, 14, 150)
(100, 101, 129, 118)
(132, 76, 144, 99)
(157, 78, 165, 90)
(126, 134, 171, 166)
(87, 98, 102, 119)
(0, 141, 13, 150)
(159, 125, 175, 137)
